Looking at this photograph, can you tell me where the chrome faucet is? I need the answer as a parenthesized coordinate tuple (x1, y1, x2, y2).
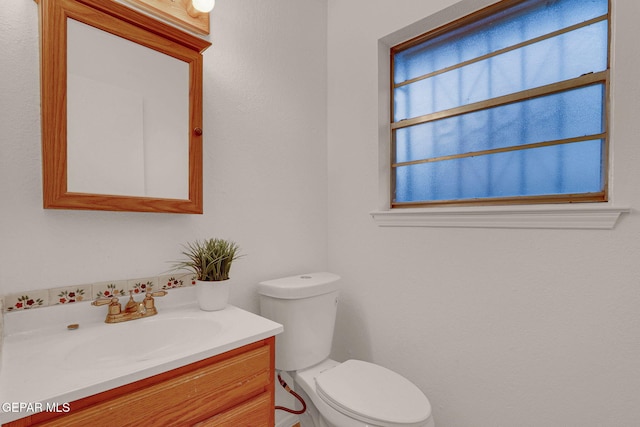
(92, 290, 167, 323)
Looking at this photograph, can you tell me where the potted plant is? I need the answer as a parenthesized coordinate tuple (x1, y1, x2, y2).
(173, 238, 242, 311)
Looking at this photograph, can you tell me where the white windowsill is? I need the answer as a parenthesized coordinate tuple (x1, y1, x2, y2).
(370, 205, 630, 229)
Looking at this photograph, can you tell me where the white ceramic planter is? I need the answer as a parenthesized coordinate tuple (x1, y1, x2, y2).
(195, 279, 231, 311)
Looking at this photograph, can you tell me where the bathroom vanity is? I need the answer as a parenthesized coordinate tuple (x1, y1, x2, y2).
(0, 291, 283, 426)
(4, 339, 274, 426)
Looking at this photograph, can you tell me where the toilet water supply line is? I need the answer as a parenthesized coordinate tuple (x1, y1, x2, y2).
(275, 372, 307, 415)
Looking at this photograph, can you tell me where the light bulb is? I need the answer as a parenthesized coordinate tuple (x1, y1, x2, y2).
(191, 0, 215, 13)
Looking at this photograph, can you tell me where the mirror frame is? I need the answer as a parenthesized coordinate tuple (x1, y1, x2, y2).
(37, 0, 211, 213)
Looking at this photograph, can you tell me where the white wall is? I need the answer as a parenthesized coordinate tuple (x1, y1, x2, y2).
(4, 0, 640, 425)
(327, 0, 640, 426)
(0, 0, 328, 313)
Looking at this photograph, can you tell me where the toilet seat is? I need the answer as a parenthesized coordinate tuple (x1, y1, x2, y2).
(315, 359, 432, 427)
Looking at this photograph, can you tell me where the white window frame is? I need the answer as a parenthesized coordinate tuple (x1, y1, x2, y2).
(371, 0, 628, 229)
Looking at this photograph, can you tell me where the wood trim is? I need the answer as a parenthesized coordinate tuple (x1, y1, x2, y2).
(75, 0, 210, 52)
(194, 392, 272, 426)
(391, 192, 606, 209)
(391, 0, 526, 54)
(37, 0, 210, 214)
(123, 0, 210, 36)
(391, 71, 607, 130)
(267, 329, 276, 426)
(389, 46, 397, 209)
(392, 133, 607, 168)
(394, 14, 608, 89)
(39, 0, 67, 212)
(602, 0, 612, 203)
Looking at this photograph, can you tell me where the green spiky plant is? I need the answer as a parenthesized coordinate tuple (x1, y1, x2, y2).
(174, 238, 242, 281)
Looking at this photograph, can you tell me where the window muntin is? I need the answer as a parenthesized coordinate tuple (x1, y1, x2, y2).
(391, 0, 610, 207)
(395, 84, 605, 163)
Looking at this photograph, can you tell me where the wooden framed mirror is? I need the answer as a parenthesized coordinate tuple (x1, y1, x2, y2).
(37, 0, 211, 213)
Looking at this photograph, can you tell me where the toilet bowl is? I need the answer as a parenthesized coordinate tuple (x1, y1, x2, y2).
(294, 359, 434, 427)
(258, 273, 435, 427)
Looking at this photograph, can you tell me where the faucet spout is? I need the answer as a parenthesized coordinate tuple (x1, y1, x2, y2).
(124, 291, 139, 314)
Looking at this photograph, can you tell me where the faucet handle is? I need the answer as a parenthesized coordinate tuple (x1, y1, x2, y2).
(143, 290, 167, 310)
(146, 290, 168, 298)
(92, 297, 122, 317)
(92, 297, 119, 306)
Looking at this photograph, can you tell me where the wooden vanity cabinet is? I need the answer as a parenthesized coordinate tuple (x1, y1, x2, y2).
(4, 337, 275, 427)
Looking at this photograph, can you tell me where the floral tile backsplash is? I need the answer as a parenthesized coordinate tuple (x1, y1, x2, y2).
(2, 273, 194, 313)
(129, 278, 157, 295)
(5, 289, 48, 311)
(93, 280, 128, 300)
(50, 284, 91, 305)
(161, 275, 190, 290)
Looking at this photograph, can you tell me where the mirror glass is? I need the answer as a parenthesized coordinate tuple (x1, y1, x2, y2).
(67, 19, 189, 199)
(38, 0, 210, 213)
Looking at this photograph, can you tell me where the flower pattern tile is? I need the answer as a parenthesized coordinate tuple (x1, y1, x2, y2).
(159, 274, 190, 290)
(2, 274, 197, 313)
(5, 290, 49, 311)
(128, 277, 157, 295)
(50, 285, 91, 305)
(93, 281, 128, 300)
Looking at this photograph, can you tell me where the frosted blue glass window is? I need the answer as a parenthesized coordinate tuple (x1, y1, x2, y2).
(391, 0, 609, 207)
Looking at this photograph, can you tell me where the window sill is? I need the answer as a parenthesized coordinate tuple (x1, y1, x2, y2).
(370, 205, 630, 230)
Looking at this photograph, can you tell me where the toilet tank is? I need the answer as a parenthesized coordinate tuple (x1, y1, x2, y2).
(257, 272, 340, 372)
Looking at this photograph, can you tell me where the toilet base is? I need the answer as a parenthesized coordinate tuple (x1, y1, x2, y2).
(275, 410, 300, 427)
(292, 385, 329, 427)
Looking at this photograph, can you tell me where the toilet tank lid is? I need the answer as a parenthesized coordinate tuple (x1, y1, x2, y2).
(257, 272, 340, 299)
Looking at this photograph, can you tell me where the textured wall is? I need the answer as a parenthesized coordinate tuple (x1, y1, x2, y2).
(4, 0, 640, 425)
(327, 0, 640, 426)
(0, 0, 328, 313)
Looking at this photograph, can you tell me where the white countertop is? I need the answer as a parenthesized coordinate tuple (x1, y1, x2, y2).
(0, 288, 282, 424)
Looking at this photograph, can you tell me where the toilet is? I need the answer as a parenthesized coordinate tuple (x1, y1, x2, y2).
(258, 272, 435, 427)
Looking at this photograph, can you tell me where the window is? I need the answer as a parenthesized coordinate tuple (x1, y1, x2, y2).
(390, 0, 610, 208)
